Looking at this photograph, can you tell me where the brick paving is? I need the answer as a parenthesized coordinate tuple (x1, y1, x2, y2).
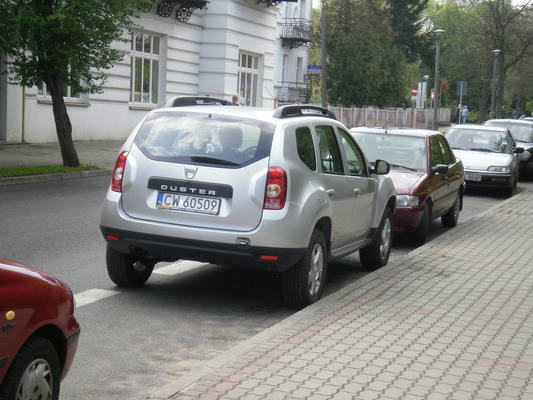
(149, 189, 533, 400)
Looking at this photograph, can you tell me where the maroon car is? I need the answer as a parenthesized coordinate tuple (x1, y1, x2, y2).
(350, 127, 465, 245)
(0, 258, 80, 400)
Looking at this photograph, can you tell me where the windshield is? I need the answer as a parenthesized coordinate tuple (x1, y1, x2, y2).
(446, 128, 510, 153)
(484, 121, 533, 143)
(351, 132, 427, 171)
(134, 111, 274, 166)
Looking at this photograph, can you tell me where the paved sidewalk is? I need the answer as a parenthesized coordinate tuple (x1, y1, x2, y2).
(0, 140, 122, 185)
(147, 189, 533, 400)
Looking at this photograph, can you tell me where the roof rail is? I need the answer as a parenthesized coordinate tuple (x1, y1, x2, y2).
(165, 96, 231, 107)
(272, 105, 337, 120)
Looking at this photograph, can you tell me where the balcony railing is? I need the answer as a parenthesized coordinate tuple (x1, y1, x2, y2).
(257, 0, 298, 6)
(139, 0, 209, 22)
(275, 81, 311, 104)
(281, 18, 313, 48)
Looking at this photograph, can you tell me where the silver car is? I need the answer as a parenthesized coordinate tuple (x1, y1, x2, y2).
(445, 124, 523, 197)
(100, 101, 396, 309)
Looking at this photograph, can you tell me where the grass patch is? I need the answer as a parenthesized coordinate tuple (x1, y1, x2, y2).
(0, 164, 103, 178)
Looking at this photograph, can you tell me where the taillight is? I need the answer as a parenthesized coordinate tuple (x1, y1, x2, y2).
(111, 151, 128, 192)
(264, 167, 287, 210)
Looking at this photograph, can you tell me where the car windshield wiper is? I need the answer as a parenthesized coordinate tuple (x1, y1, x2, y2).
(190, 155, 241, 166)
(451, 146, 470, 151)
(390, 163, 418, 172)
(468, 147, 497, 153)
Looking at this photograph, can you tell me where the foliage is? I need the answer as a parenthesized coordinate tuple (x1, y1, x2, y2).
(0, 164, 102, 178)
(425, 0, 533, 118)
(387, 0, 433, 65)
(0, 0, 144, 166)
(324, 0, 410, 107)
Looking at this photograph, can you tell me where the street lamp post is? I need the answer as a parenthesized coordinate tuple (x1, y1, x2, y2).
(432, 29, 444, 131)
(423, 74, 429, 109)
(490, 49, 501, 119)
(321, 0, 327, 107)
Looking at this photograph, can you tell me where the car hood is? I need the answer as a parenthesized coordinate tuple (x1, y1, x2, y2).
(453, 149, 512, 169)
(388, 169, 425, 195)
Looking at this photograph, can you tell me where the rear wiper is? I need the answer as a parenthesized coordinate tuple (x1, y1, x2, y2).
(390, 164, 418, 172)
(190, 155, 241, 166)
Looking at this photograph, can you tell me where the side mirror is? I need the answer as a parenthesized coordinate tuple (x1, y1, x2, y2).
(514, 147, 525, 154)
(432, 164, 449, 174)
(373, 159, 390, 175)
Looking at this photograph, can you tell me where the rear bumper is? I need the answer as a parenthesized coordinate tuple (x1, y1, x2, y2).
(101, 226, 306, 272)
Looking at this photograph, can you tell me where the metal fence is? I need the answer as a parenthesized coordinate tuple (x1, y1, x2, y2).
(326, 106, 451, 130)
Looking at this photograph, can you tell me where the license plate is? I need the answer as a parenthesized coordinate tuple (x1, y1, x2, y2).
(465, 174, 482, 182)
(156, 192, 221, 215)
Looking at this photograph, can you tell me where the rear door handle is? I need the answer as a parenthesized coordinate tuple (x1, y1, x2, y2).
(326, 189, 336, 197)
(354, 188, 361, 198)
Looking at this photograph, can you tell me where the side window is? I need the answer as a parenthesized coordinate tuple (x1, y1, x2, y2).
(436, 135, 454, 165)
(316, 125, 344, 174)
(430, 137, 443, 167)
(296, 127, 317, 171)
(339, 129, 366, 176)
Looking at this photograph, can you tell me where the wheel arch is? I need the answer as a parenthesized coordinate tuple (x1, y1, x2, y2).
(29, 325, 67, 373)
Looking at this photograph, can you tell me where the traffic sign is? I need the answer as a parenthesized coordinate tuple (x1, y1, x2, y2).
(412, 86, 418, 96)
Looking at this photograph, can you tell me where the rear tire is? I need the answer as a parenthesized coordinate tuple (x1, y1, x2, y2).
(360, 207, 393, 269)
(106, 245, 155, 287)
(282, 230, 327, 310)
(441, 192, 461, 228)
(0, 337, 60, 400)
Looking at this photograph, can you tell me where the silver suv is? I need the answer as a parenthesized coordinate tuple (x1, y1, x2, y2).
(100, 101, 396, 309)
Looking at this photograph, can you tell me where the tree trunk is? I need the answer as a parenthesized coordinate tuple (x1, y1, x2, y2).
(478, 67, 491, 123)
(48, 73, 80, 167)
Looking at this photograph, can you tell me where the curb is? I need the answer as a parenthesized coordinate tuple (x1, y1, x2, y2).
(0, 169, 112, 186)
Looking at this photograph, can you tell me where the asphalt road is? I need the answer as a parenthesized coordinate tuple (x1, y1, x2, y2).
(1, 176, 530, 399)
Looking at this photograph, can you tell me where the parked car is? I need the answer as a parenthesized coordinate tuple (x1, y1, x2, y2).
(483, 119, 533, 179)
(0, 258, 80, 400)
(445, 124, 523, 197)
(350, 127, 464, 246)
(100, 102, 396, 309)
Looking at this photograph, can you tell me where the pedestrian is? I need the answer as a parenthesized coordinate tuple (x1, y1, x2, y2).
(232, 95, 240, 106)
(512, 109, 520, 119)
(461, 105, 469, 124)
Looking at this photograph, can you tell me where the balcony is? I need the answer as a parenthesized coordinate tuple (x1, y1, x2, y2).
(139, 0, 209, 22)
(276, 81, 311, 104)
(281, 18, 313, 48)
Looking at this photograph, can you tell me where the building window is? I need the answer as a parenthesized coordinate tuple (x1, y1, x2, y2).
(131, 32, 160, 105)
(38, 82, 80, 101)
(238, 52, 260, 107)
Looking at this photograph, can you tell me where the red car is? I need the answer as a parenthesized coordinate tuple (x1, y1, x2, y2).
(0, 258, 80, 400)
(350, 127, 465, 245)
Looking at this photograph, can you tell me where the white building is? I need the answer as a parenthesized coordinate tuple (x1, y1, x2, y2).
(0, 0, 313, 143)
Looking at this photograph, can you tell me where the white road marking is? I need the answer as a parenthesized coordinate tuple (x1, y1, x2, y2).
(74, 261, 205, 308)
(74, 289, 119, 308)
(153, 260, 205, 275)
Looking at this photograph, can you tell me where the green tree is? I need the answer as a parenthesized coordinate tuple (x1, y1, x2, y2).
(325, 0, 409, 107)
(387, 0, 433, 65)
(0, 0, 143, 166)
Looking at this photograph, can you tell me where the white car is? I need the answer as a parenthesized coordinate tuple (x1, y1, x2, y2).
(445, 124, 523, 197)
(100, 100, 396, 309)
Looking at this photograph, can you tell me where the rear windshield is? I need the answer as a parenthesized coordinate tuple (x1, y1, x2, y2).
(484, 121, 533, 143)
(134, 111, 275, 166)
